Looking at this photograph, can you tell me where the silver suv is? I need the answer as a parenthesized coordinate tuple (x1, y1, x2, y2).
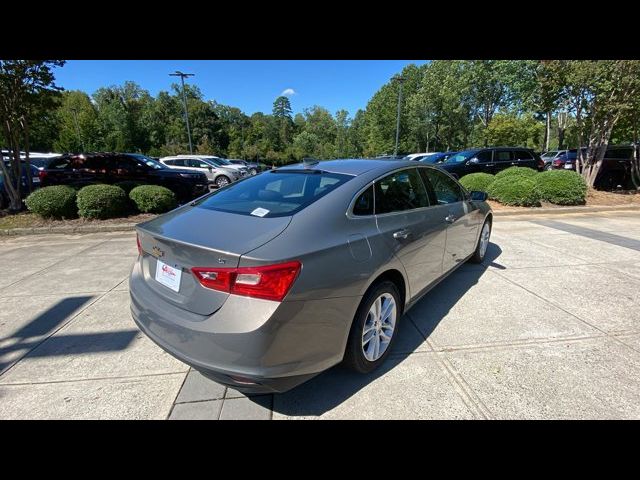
(159, 156, 240, 188)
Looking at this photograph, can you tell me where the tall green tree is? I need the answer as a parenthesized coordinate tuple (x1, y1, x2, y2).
(0, 60, 64, 210)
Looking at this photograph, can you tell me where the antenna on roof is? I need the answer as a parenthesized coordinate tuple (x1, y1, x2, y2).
(302, 158, 320, 168)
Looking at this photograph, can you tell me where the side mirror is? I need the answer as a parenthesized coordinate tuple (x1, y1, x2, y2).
(470, 191, 488, 202)
(207, 166, 213, 171)
(467, 157, 480, 165)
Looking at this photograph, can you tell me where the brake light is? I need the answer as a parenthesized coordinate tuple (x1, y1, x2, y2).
(192, 261, 301, 302)
(553, 159, 563, 166)
(538, 159, 544, 169)
(38, 170, 47, 181)
(136, 233, 142, 256)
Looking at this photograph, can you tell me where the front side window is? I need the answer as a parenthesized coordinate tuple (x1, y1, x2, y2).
(195, 170, 352, 217)
(374, 168, 429, 214)
(476, 151, 493, 162)
(422, 168, 464, 205)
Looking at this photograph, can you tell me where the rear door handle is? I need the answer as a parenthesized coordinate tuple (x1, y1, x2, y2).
(393, 229, 411, 240)
(445, 214, 457, 224)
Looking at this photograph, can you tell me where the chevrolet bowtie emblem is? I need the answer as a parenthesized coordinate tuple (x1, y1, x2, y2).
(152, 246, 164, 258)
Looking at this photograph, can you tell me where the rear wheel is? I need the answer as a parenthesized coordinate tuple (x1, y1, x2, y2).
(249, 168, 258, 176)
(545, 164, 553, 171)
(469, 218, 491, 264)
(343, 281, 401, 374)
(215, 175, 230, 188)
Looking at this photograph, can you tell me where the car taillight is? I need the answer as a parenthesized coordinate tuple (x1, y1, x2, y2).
(538, 159, 544, 169)
(553, 159, 563, 166)
(136, 233, 142, 256)
(38, 170, 47, 181)
(191, 261, 301, 302)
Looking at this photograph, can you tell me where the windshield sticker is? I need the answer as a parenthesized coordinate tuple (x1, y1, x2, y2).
(251, 207, 270, 217)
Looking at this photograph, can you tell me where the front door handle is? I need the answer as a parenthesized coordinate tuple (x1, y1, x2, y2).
(445, 214, 457, 224)
(393, 229, 411, 240)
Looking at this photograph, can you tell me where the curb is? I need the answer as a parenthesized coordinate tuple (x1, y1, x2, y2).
(1, 205, 639, 236)
(492, 204, 640, 217)
(0, 223, 138, 236)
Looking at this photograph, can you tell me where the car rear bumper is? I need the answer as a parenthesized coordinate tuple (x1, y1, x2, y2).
(129, 259, 358, 393)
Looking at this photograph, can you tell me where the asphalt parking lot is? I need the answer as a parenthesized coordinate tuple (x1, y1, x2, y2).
(1, 211, 640, 419)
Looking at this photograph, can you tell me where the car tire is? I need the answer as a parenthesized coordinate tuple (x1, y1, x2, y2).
(249, 168, 257, 176)
(215, 176, 230, 188)
(545, 164, 553, 171)
(343, 280, 401, 374)
(469, 218, 492, 264)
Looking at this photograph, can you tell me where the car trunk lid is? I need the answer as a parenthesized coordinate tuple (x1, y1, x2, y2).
(136, 205, 292, 315)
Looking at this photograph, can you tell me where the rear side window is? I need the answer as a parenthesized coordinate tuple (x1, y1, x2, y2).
(374, 168, 429, 214)
(494, 151, 512, 161)
(514, 150, 533, 160)
(353, 185, 374, 216)
(605, 148, 632, 159)
(48, 156, 76, 169)
(196, 170, 352, 217)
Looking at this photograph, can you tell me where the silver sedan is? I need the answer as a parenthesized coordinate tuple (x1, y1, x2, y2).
(130, 159, 492, 393)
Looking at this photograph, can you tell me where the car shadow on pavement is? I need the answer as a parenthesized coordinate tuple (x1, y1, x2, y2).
(266, 242, 503, 417)
(0, 296, 136, 374)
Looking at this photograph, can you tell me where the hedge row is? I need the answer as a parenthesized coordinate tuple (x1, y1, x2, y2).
(26, 183, 177, 219)
(459, 167, 588, 206)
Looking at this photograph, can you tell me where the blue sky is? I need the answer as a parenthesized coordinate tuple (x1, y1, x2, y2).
(53, 60, 427, 116)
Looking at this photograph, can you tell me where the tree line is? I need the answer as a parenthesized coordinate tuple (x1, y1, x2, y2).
(3, 60, 640, 211)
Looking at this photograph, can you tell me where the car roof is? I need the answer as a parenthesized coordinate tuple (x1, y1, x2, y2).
(275, 158, 417, 176)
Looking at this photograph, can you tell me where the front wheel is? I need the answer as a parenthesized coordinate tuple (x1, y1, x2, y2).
(343, 281, 401, 374)
(469, 218, 492, 264)
(545, 164, 553, 171)
(249, 168, 258, 176)
(215, 175, 230, 188)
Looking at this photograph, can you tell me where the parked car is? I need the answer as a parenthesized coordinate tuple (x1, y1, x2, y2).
(417, 151, 458, 164)
(555, 146, 636, 189)
(130, 158, 492, 393)
(438, 147, 543, 178)
(178, 155, 249, 178)
(40, 153, 209, 202)
(0, 161, 42, 209)
(160, 156, 241, 188)
(540, 150, 568, 170)
(226, 159, 267, 176)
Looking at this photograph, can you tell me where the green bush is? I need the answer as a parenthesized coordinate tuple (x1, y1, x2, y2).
(459, 173, 495, 192)
(535, 170, 587, 205)
(25, 186, 78, 219)
(76, 184, 128, 219)
(494, 166, 538, 180)
(129, 185, 177, 213)
(114, 181, 145, 195)
(487, 176, 541, 207)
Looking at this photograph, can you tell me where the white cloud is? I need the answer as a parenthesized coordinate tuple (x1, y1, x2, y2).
(281, 88, 296, 96)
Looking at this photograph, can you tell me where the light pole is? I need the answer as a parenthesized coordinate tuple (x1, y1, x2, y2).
(393, 75, 404, 156)
(70, 106, 84, 152)
(170, 71, 195, 154)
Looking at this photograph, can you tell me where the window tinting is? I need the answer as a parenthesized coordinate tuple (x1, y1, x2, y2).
(374, 169, 429, 214)
(495, 151, 512, 161)
(476, 151, 493, 162)
(514, 150, 533, 160)
(422, 168, 464, 205)
(605, 148, 633, 160)
(195, 170, 352, 217)
(353, 185, 374, 216)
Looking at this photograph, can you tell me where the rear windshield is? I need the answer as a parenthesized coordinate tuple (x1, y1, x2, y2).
(195, 170, 353, 217)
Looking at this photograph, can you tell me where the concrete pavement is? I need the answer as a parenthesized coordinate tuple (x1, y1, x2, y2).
(1, 211, 639, 419)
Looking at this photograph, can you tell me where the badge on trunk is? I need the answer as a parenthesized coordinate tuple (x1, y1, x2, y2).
(152, 246, 164, 258)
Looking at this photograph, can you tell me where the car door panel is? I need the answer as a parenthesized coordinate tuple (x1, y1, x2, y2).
(421, 167, 480, 273)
